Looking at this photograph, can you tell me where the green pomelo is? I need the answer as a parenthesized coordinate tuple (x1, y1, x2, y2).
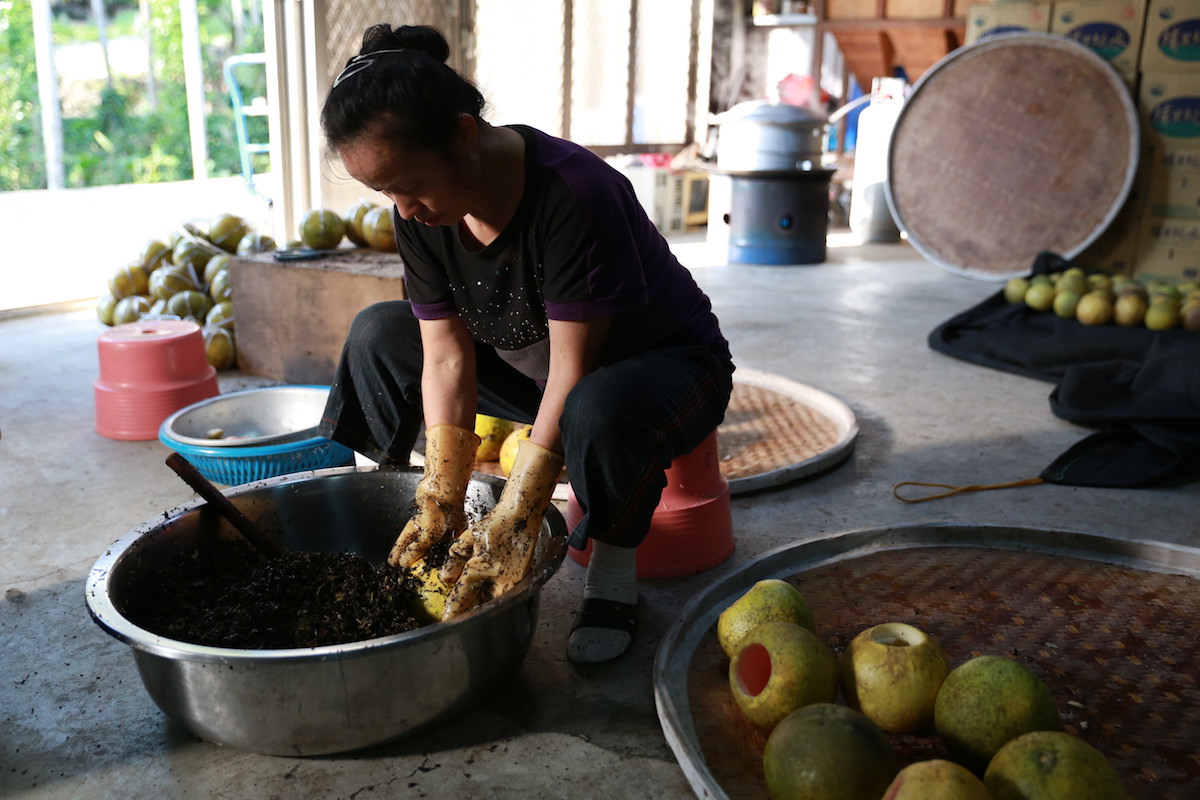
(883, 759, 991, 800)
(206, 300, 234, 329)
(362, 205, 396, 252)
(839, 622, 949, 733)
(728, 621, 836, 731)
(203, 325, 237, 370)
(150, 266, 198, 301)
(108, 264, 150, 299)
(718, 579, 815, 658)
(139, 239, 172, 271)
(1023, 283, 1055, 312)
(299, 209, 345, 250)
(96, 294, 118, 326)
(1113, 293, 1147, 327)
(984, 731, 1125, 800)
(208, 270, 233, 303)
(1003, 278, 1029, 304)
(1051, 290, 1079, 320)
(203, 254, 231, 286)
(112, 295, 152, 325)
(934, 655, 1060, 772)
(763, 703, 898, 800)
(344, 199, 378, 246)
(1145, 300, 1180, 331)
(167, 289, 212, 321)
(237, 231, 276, 256)
(1075, 292, 1112, 326)
(208, 213, 250, 253)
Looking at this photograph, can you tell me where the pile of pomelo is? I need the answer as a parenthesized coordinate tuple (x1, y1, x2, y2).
(717, 579, 1127, 800)
(94, 201, 400, 370)
(1004, 267, 1200, 331)
(473, 414, 530, 476)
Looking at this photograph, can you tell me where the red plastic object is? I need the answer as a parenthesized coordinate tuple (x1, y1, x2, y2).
(94, 320, 219, 441)
(567, 430, 734, 579)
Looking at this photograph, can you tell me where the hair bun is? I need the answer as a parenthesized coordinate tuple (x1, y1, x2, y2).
(360, 24, 449, 63)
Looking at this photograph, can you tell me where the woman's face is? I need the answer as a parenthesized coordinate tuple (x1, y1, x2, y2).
(339, 129, 479, 227)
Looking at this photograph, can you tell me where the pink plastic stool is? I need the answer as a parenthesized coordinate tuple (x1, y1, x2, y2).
(566, 430, 734, 579)
(94, 320, 219, 441)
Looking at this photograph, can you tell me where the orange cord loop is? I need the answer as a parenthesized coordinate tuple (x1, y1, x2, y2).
(892, 477, 1044, 503)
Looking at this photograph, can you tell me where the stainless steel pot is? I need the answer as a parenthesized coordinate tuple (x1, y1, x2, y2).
(714, 101, 828, 172)
(85, 466, 569, 756)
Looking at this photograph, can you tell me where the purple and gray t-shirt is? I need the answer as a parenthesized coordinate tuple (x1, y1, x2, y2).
(396, 125, 730, 382)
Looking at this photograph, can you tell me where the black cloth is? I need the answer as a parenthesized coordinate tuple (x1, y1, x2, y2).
(929, 252, 1200, 488)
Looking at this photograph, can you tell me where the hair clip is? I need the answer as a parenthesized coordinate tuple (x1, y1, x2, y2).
(332, 48, 407, 88)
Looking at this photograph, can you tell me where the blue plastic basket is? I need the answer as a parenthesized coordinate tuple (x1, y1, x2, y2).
(159, 431, 355, 485)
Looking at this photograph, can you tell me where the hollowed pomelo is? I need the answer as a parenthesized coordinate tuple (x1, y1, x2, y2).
(839, 622, 949, 733)
(728, 620, 837, 731)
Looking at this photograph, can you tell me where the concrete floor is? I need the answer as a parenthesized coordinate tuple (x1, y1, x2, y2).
(2, 234, 1196, 799)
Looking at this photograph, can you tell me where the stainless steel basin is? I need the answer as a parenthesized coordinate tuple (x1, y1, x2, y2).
(85, 466, 569, 756)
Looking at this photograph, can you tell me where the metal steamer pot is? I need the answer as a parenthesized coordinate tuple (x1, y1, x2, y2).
(85, 466, 569, 756)
(713, 100, 829, 173)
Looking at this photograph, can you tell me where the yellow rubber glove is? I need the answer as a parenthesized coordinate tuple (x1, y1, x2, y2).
(441, 438, 563, 619)
(387, 424, 480, 568)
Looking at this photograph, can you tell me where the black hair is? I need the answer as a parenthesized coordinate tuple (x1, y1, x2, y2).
(321, 24, 486, 154)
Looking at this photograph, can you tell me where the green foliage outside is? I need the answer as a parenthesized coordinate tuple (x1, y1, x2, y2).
(1, 0, 265, 191)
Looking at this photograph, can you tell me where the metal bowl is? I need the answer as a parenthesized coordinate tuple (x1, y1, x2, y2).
(85, 466, 569, 756)
(160, 385, 333, 447)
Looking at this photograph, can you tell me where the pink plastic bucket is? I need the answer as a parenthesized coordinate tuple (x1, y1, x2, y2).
(566, 431, 734, 578)
(95, 320, 219, 441)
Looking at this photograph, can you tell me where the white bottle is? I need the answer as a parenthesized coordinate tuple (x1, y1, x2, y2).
(850, 78, 905, 243)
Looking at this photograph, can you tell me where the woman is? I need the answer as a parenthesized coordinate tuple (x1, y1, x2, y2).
(318, 24, 733, 664)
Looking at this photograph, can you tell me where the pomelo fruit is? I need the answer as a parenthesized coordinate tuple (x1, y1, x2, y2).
(839, 622, 949, 733)
(718, 578, 815, 659)
(139, 239, 172, 271)
(203, 254, 231, 286)
(208, 213, 250, 253)
(1003, 278, 1029, 304)
(237, 231, 277, 256)
(474, 414, 516, 462)
(208, 270, 232, 303)
(1075, 291, 1112, 326)
(150, 264, 201, 301)
(167, 289, 212, 321)
(1145, 300, 1180, 330)
(1182, 301, 1200, 332)
(1051, 290, 1079, 319)
(96, 294, 118, 326)
(498, 425, 533, 476)
(344, 199, 378, 247)
(934, 655, 1060, 772)
(203, 325, 237, 370)
(362, 205, 397, 252)
(299, 208, 345, 250)
(728, 621, 838, 730)
(172, 237, 214, 272)
(883, 759, 991, 800)
(984, 730, 1125, 800)
(1113, 293, 1147, 327)
(409, 558, 451, 623)
(108, 264, 150, 299)
(112, 295, 152, 325)
(763, 703, 899, 800)
(148, 298, 169, 317)
(206, 300, 234, 330)
(1023, 283, 1055, 312)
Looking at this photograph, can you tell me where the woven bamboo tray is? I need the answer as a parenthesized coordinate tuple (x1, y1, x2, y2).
(886, 34, 1138, 281)
(655, 524, 1200, 800)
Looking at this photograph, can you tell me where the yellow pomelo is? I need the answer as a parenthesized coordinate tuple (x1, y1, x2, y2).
(299, 208, 345, 250)
(1003, 278, 1029, 304)
(498, 425, 533, 476)
(763, 703, 899, 800)
(728, 621, 837, 731)
(934, 655, 1061, 772)
(409, 558, 451, 623)
(984, 731, 1125, 800)
(883, 759, 991, 800)
(1023, 283, 1055, 312)
(1145, 300, 1180, 331)
(840, 622, 949, 733)
(474, 414, 517, 462)
(718, 578, 815, 659)
(1075, 291, 1113, 326)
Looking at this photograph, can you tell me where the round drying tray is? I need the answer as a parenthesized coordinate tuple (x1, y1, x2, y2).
(886, 34, 1139, 281)
(655, 524, 1200, 800)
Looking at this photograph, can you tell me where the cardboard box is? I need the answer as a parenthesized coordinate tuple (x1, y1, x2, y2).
(1134, 215, 1200, 281)
(229, 250, 407, 384)
(1140, 0, 1200, 72)
(1138, 71, 1200, 148)
(1051, 0, 1147, 85)
(1142, 143, 1200, 218)
(964, 2, 1053, 45)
